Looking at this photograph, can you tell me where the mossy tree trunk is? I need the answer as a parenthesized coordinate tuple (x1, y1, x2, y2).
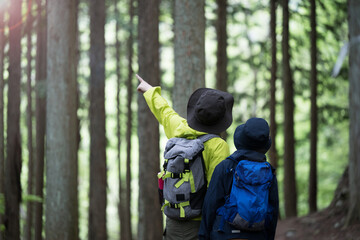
(173, 0, 205, 117)
(45, 0, 78, 238)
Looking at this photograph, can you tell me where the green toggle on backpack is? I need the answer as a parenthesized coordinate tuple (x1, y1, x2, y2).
(158, 134, 218, 220)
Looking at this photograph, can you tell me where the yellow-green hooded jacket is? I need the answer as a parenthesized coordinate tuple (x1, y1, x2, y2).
(143, 87, 230, 186)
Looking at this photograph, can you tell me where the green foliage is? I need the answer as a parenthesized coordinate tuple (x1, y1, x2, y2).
(22, 194, 43, 203)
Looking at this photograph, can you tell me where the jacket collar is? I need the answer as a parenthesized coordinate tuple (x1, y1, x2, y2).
(227, 149, 266, 163)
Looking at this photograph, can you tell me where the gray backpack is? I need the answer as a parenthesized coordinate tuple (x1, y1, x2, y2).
(159, 134, 218, 220)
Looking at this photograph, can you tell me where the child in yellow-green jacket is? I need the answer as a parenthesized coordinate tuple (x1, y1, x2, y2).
(137, 75, 234, 240)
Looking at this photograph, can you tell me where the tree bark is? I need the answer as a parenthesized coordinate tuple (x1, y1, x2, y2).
(215, 0, 228, 93)
(0, 5, 6, 240)
(309, 0, 318, 214)
(282, 0, 297, 218)
(34, 0, 47, 239)
(346, 0, 360, 225)
(114, 0, 125, 238)
(45, 0, 78, 238)
(25, 0, 34, 238)
(215, 0, 228, 139)
(137, 0, 162, 239)
(5, 0, 23, 238)
(173, 0, 205, 116)
(89, 0, 107, 239)
(74, 0, 80, 235)
(123, 0, 134, 239)
(269, 0, 278, 170)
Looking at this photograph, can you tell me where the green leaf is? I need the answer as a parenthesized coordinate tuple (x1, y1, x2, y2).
(22, 194, 43, 203)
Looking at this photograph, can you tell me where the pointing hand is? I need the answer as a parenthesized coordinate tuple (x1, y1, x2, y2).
(136, 74, 153, 93)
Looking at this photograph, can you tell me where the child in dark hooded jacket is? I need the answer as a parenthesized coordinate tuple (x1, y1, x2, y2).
(198, 118, 279, 240)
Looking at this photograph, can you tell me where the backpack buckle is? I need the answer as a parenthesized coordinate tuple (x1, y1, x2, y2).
(169, 203, 179, 209)
(171, 173, 183, 178)
(184, 158, 190, 172)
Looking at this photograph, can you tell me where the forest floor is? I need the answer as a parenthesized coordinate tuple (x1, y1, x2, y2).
(275, 207, 360, 240)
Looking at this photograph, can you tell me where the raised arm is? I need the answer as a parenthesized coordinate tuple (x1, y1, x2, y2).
(136, 74, 201, 139)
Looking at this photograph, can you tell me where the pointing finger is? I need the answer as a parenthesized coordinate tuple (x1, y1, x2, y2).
(136, 74, 143, 82)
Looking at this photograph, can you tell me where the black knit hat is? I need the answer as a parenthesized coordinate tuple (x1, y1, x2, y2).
(234, 118, 272, 152)
(187, 88, 234, 134)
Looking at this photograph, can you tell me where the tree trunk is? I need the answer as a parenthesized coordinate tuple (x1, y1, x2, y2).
(282, 0, 297, 218)
(114, 0, 124, 238)
(5, 0, 23, 238)
(25, 0, 34, 238)
(173, 0, 205, 116)
(45, 0, 78, 238)
(329, 167, 349, 216)
(309, 0, 318, 214)
(346, 0, 360, 225)
(123, 0, 134, 239)
(215, 0, 228, 139)
(34, 0, 47, 239)
(0, 5, 6, 240)
(137, 0, 162, 239)
(215, 0, 227, 94)
(74, 0, 80, 235)
(89, 0, 107, 239)
(269, 0, 278, 171)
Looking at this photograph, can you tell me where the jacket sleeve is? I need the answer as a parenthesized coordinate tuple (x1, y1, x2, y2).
(198, 162, 228, 240)
(143, 86, 203, 139)
(266, 175, 279, 240)
(203, 138, 230, 186)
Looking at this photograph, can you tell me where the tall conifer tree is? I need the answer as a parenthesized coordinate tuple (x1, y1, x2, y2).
(45, 0, 78, 238)
(346, 0, 360, 225)
(89, 0, 107, 238)
(173, 0, 205, 115)
(5, 0, 22, 237)
(282, 0, 297, 218)
(309, 0, 318, 214)
(137, 0, 162, 239)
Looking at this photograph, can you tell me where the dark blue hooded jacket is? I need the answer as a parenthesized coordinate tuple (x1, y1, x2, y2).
(198, 149, 279, 240)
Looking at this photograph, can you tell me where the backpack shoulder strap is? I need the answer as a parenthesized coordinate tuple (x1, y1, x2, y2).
(197, 134, 220, 143)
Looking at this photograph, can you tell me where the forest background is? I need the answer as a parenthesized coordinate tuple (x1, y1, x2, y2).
(0, 0, 359, 239)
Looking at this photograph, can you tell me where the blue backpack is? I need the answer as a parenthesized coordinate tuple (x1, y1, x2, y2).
(217, 159, 274, 231)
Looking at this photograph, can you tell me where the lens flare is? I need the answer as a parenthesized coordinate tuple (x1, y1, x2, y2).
(0, 0, 7, 9)
(0, 0, 33, 32)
